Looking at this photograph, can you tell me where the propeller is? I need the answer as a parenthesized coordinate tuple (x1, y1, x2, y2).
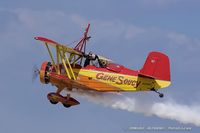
(32, 65, 40, 83)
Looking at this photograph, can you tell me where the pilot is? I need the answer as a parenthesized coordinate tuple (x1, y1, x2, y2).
(84, 51, 99, 67)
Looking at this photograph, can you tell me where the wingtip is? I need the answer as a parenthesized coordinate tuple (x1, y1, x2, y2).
(34, 36, 39, 40)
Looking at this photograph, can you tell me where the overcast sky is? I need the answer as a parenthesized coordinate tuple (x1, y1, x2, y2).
(0, 0, 200, 133)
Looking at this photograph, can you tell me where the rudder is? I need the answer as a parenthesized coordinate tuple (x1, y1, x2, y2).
(140, 51, 170, 81)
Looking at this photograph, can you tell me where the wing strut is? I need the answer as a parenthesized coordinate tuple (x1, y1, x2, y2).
(35, 24, 91, 80)
(45, 43, 59, 73)
(37, 40, 77, 80)
(57, 46, 76, 80)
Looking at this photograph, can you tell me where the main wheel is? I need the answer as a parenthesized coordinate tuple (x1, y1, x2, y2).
(47, 92, 60, 104)
(49, 99, 58, 104)
(62, 103, 71, 108)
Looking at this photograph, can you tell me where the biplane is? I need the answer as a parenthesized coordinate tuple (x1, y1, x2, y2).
(34, 24, 171, 108)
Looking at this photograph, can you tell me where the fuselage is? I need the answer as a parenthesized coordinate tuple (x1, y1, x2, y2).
(74, 65, 171, 92)
(42, 62, 171, 92)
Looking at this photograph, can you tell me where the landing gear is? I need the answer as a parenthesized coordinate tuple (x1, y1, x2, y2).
(62, 103, 71, 108)
(47, 91, 80, 108)
(151, 88, 164, 98)
(47, 92, 60, 105)
(159, 93, 164, 98)
(50, 100, 58, 104)
(62, 94, 71, 108)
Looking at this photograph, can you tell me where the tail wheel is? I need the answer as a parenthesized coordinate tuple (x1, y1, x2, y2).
(151, 88, 164, 98)
(159, 93, 164, 98)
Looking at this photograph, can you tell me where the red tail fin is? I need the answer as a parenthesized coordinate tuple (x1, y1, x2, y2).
(140, 51, 170, 81)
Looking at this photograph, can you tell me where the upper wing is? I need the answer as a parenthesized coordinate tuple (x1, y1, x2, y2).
(34, 36, 83, 56)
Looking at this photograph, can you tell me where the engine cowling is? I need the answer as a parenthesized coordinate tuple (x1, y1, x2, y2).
(40, 61, 52, 84)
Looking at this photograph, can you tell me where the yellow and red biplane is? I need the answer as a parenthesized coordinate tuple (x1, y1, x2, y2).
(34, 24, 171, 108)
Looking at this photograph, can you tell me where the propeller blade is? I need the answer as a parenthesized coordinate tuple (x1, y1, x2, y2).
(32, 65, 40, 83)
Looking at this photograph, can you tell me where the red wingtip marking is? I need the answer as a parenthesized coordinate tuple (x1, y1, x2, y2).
(34, 36, 60, 45)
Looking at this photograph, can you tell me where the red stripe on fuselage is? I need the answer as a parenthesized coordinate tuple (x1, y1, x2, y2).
(83, 65, 139, 76)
